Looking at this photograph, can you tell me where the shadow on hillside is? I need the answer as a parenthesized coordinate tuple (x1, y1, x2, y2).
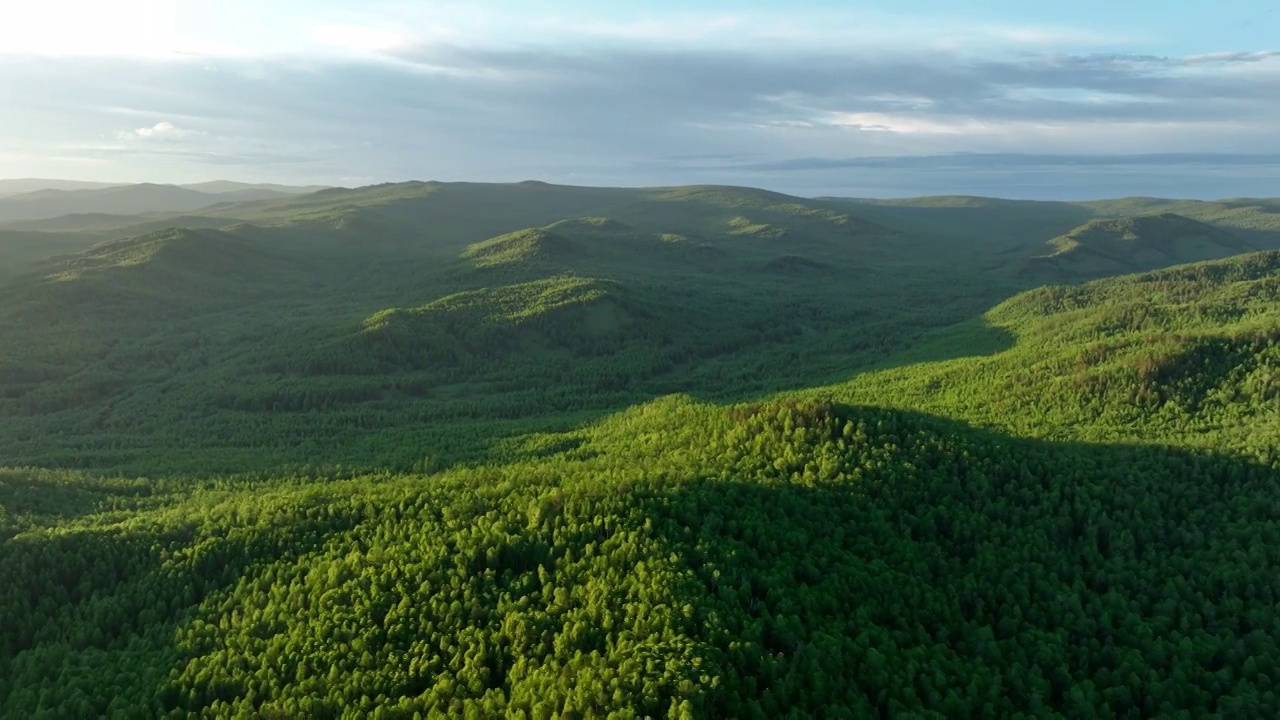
(0, 491, 370, 716)
(456, 313, 1020, 468)
(4, 401, 1276, 716)
(847, 316, 1015, 375)
(623, 402, 1280, 716)
(0, 472, 156, 539)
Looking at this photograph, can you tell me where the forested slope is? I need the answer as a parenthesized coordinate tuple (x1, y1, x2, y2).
(826, 251, 1279, 455)
(0, 185, 989, 474)
(0, 182, 1277, 717)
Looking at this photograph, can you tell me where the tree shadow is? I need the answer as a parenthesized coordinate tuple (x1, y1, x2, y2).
(848, 315, 1015, 373)
(0, 490, 368, 716)
(0, 470, 157, 541)
(627, 402, 1280, 717)
(2, 401, 1277, 716)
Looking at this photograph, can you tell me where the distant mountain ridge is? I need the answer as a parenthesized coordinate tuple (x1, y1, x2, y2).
(0, 181, 332, 225)
(178, 181, 331, 194)
(0, 179, 126, 197)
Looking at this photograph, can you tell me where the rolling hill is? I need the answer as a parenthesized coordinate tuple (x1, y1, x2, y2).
(462, 227, 587, 268)
(824, 250, 1279, 448)
(1016, 213, 1254, 279)
(0, 180, 1277, 717)
(349, 276, 650, 370)
(0, 181, 1273, 473)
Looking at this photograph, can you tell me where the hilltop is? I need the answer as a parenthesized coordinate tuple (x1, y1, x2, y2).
(1016, 213, 1253, 279)
(462, 228, 587, 268)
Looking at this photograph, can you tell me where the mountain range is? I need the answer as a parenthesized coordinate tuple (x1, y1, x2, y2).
(0, 180, 330, 224)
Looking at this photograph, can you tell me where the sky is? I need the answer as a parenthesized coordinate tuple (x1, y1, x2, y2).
(1, 0, 1278, 199)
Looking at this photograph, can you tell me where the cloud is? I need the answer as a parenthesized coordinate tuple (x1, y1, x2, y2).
(731, 152, 1280, 173)
(1182, 50, 1280, 65)
(121, 121, 201, 140)
(2, 38, 1279, 194)
(0, 0, 1153, 61)
(67, 143, 322, 166)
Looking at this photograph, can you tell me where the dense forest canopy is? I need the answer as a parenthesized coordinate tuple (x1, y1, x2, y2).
(1, 181, 1278, 717)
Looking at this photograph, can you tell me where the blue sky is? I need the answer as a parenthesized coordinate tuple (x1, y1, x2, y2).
(1, 0, 1277, 198)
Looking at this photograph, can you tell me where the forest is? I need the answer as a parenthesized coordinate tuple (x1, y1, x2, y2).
(0, 181, 1278, 717)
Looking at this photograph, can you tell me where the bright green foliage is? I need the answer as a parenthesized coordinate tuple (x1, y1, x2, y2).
(2, 394, 1277, 716)
(0, 182, 1278, 716)
(826, 251, 1280, 456)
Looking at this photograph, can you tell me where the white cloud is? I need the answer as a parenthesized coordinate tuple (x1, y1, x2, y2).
(823, 112, 999, 135)
(0, 1, 1156, 61)
(120, 121, 200, 141)
(598, 12, 1146, 53)
(1182, 50, 1280, 65)
(2, 25, 1278, 196)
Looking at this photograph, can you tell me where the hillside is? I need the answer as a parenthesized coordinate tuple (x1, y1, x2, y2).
(0, 228, 299, 405)
(0, 181, 1278, 717)
(826, 250, 1279, 451)
(1, 252, 1277, 717)
(0, 181, 1273, 473)
(825, 196, 1095, 259)
(462, 227, 586, 268)
(348, 276, 649, 369)
(21, 226, 286, 290)
(1017, 213, 1253, 279)
(0, 230, 100, 280)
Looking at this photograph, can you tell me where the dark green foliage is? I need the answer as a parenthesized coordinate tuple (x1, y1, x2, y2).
(1, 182, 1278, 716)
(0, 230, 101, 280)
(0, 184, 998, 474)
(1019, 213, 1251, 279)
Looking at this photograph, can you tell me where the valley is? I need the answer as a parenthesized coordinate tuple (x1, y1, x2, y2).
(1, 181, 1278, 717)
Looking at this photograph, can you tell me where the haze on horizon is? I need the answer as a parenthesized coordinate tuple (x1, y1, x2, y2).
(1, 0, 1278, 199)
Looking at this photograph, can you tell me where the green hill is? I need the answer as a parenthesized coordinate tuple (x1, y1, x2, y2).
(462, 228, 587, 268)
(2, 302, 1277, 715)
(18, 227, 288, 305)
(543, 216, 639, 237)
(0, 227, 299, 408)
(826, 250, 1279, 451)
(346, 276, 647, 370)
(1018, 213, 1252, 279)
(1, 182, 1272, 474)
(0, 181, 1278, 717)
